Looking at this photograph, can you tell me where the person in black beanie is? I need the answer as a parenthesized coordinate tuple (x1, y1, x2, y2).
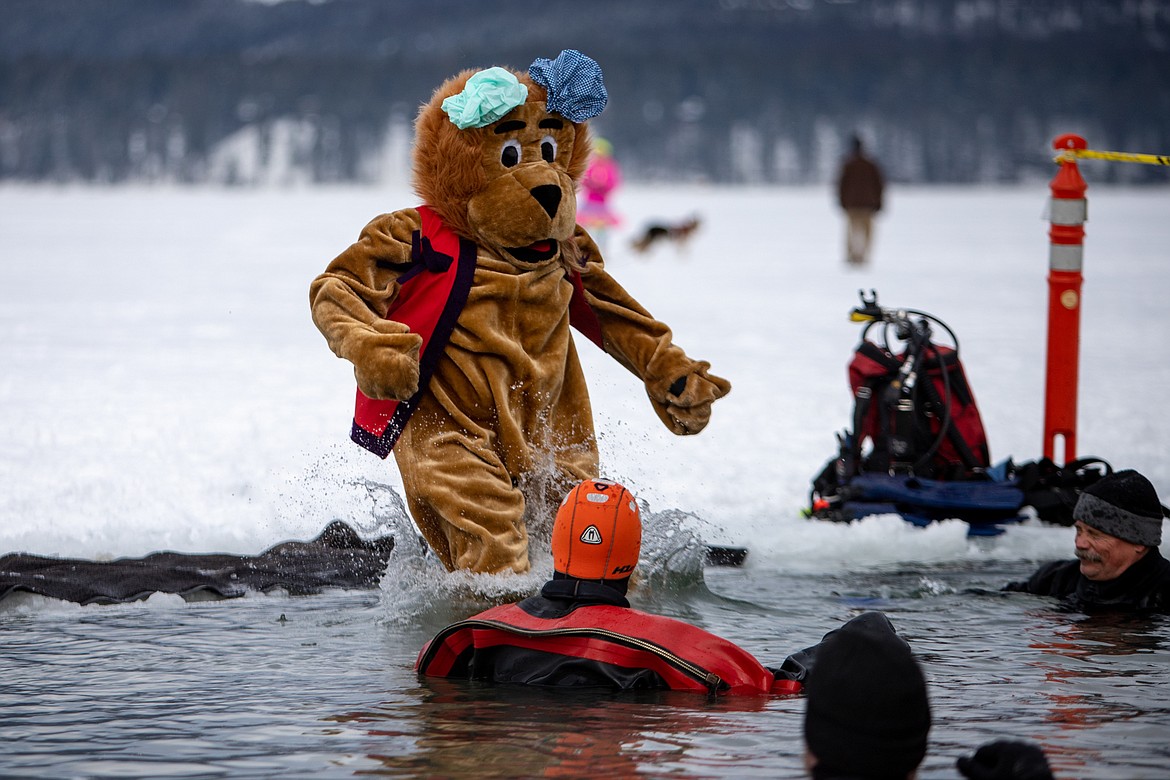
(801, 612, 1056, 780)
(1005, 469, 1170, 612)
(802, 611, 931, 779)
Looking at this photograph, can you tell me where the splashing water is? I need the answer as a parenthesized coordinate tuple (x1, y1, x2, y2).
(3, 185, 1170, 777)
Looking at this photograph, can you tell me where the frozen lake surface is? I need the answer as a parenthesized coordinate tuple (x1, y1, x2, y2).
(2, 181, 1169, 777)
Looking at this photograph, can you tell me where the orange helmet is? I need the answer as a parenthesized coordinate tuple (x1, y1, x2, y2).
(552, 479, 641, 580)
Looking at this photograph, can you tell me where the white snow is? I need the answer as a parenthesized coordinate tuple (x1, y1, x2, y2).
(1, 179, 1167, 571)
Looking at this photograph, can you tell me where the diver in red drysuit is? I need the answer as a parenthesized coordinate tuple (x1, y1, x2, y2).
(417, 479, 825, 695)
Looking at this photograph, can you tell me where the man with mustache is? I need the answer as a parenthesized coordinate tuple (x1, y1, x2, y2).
(1006, 469, 1170, 612)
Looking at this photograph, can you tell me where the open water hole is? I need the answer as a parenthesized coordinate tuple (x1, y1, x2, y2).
(2, 558, 1169, 778)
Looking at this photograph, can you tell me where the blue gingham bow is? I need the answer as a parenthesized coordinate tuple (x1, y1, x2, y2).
(528, 50, 607, 123)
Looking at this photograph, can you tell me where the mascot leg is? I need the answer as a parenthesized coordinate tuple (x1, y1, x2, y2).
(392, 419, 602, 575)
(394, 421, 532, 575)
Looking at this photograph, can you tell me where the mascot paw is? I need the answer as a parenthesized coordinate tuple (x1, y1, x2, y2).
(351, 332, 423, 401)
(656, 364, 731, 435)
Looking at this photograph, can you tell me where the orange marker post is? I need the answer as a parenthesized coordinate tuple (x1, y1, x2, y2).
(1043, 134, 1088, 464)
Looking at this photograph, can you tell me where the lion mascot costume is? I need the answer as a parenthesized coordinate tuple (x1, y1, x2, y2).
(309, 50, 730, 575)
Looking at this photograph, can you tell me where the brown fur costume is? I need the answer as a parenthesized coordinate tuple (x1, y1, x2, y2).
(309, 57, 730, 574)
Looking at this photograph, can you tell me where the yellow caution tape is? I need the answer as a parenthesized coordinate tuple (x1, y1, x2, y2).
(1055, 148, 1170, 166)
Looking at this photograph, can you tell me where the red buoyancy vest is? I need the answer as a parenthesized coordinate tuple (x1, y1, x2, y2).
(848, 339, 990, 477)
(415, 601, 801, 696)
(351, 206, 605, 458)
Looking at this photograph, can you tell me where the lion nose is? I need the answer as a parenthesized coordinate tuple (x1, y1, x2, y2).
(530, 185, 562, 219)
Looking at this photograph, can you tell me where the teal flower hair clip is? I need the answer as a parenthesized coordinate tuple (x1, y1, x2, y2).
(528, 50, 607, 123)
(441, 67, 529, 130)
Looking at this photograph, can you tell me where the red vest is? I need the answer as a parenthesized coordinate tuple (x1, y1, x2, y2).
(415, 601, 801, 696)
(351, 206, 604, 458)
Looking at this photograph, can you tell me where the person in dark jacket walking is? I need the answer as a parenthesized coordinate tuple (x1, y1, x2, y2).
(1005, 469, 1170, 612)
(416, 478, 809, 694)
(836, 134, 885, 266)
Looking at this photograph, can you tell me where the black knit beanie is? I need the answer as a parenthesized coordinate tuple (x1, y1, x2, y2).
(804, 612, 931, 780)
(1073, 469, 1165, 546)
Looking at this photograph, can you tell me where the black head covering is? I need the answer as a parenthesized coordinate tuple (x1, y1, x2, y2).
(805, 612, 931, 779)
(1074, 469, 1165, 546)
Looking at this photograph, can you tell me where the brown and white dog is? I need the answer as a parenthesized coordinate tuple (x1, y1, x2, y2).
(631, 216, 701, 253)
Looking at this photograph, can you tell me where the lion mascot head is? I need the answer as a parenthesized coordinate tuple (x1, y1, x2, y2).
(410, 50, 605, 270)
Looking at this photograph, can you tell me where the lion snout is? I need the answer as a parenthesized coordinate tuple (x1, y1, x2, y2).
(530, 185, 562, 219)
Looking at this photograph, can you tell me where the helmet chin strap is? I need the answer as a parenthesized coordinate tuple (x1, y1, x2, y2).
(550, 570, 631, 596)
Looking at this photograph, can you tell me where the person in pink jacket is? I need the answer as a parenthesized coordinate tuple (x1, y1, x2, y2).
(577, 137, 622, 251)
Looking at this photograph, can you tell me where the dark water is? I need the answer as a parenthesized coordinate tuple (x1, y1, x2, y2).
(3, 557, 1169, 779)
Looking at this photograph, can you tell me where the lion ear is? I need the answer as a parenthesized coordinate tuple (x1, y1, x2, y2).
(410, 69, 487, 240)
(566, 122, 592, 183)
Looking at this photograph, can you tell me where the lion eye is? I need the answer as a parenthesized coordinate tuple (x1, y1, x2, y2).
(501, 139, 521, 168)
(540, 135, 557, 163)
